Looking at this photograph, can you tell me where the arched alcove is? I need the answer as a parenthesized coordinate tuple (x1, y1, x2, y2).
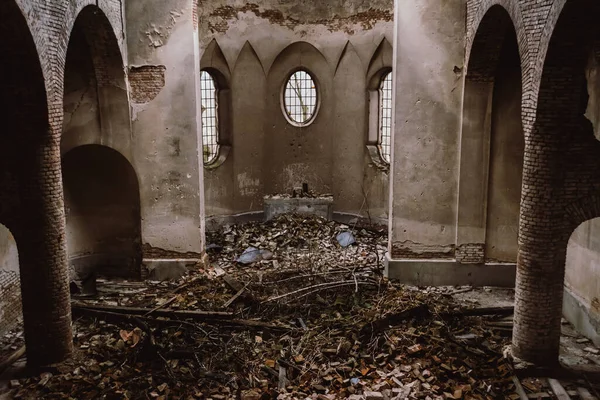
(265, 42, 333, 195)
(62, 5, 130, 156)
(62, 145, 142, 279)
(332, 42, 367, 214)
(456, 5, 524, 264)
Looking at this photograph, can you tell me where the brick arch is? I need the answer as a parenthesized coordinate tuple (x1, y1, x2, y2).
(466, 1, 529, 84)
(564, 191, 600, 233)
(0, 0, 72, 366)
(63, 5, 132, 156)
(512, 0, 600, 366)
(69, 5, 126, 91)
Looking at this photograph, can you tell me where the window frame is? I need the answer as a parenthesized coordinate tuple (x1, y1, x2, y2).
(377, 71, 393, 164)
(281, 68, 320, 127)
(200, 69, 221, 165)
(367, 67, 393, 169)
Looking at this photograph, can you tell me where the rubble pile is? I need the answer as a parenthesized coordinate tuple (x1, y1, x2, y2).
(0, 215, 597, 399)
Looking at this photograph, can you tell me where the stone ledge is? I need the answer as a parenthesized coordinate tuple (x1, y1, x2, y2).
(385, 256, 516, 287)
(264, 196, 333, 221)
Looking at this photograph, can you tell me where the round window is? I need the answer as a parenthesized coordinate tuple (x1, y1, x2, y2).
(282, 70, 318, 126)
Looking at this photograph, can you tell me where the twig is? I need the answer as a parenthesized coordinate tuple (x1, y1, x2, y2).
(144, 295, 178, 316)
(293, 282, 376, 302)
(263, 280, 376, 303)
(223, 282, 249, 308)
(441, 306, 514, 317)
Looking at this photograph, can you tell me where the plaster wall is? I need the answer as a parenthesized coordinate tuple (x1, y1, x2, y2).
(126, 0, 205, 256)
(484, 34, 523, 263)
(389, 0, 466, 258)
(198, 0, 393, 228)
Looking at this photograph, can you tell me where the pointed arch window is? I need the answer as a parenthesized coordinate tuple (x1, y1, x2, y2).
(200, 70, 219, 164)
(378, 72, 393, 163)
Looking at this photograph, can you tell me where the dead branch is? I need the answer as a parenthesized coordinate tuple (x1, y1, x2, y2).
(263, 280, 377, 303)
(72, 302, 233, 320)
(442, 306, 514, 317)
(72, 302, 293, 332)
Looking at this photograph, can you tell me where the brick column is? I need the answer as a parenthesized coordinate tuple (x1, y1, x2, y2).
(512, 120, 565, 365)
(17, 103, 73, 366)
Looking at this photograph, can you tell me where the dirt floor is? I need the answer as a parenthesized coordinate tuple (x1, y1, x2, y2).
(0, 214, 598, 399)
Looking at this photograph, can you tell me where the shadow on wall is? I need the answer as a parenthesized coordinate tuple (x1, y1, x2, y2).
(0, 225, 20, 335)
(62, 145, 142, 279)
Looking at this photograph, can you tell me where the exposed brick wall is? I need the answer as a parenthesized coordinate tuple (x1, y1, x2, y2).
(128, 65, 167, 104)
(142, 243, 203, 260)
(455, 244, 485, 264)
(391, 242, 455, 260)
(0, 0, 126, 367)
(0, 271, 22, 335)
(468, 0, 600, 365)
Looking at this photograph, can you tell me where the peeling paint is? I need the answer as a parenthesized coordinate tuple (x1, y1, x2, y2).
(143, 10, 184, 48)
(203, 3, 392, 34)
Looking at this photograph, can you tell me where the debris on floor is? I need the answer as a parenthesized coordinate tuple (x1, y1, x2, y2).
(0, 214, 598, 399)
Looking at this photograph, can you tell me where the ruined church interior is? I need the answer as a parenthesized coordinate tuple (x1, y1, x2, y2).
(1, 0, 600, 398)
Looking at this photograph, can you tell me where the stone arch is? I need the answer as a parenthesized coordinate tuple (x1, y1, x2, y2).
(230, 42, 267, 213)
(457, 4, 524, 264)
(366, 39, 393, 88)
(62, 5, 131, 157)
(265, 41, 333, 195)
(332, 42, 368, 214)
(513, 0, 600, 365)
(0, 0, 72, 366)
(366, 38, 394, 165)
(62, 145, 142, 280)
(201, 40, 233, 153)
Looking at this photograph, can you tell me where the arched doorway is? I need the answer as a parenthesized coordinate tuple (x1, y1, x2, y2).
(62, 145, 142, 280)
(457, 5, 524, 264)
(0, 1, 73, 365)
(513, 0, 600, 364)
